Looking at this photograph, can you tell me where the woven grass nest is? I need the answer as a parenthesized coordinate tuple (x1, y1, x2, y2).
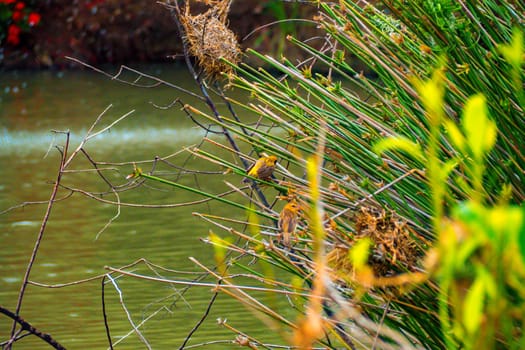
(328, 206, 423, 279)
(180, 0, 241, 80)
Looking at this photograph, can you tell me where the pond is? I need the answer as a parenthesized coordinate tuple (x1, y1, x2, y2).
(0, 64, 291, 349)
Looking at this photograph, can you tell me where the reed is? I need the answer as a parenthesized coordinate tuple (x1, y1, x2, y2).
(137, 1, 524, 348)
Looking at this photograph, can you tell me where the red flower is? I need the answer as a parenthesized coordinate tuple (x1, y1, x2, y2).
(14, 1, 24, 10)
(8, 24, 21, 36)
(7, 24, 21, 45)
(12, 10, 23, 21)
(28, 12, 40, 26)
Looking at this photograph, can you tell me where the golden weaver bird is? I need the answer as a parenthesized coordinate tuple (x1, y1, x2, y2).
(243, 155, 277, 182)
(278, 200, 300, 248)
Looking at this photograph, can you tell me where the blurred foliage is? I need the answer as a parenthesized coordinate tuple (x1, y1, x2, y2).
(0, 0, 40, 47)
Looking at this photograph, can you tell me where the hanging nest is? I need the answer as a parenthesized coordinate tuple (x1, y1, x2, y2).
(328, 206, 424, 280)
(179, 0, 241, 80)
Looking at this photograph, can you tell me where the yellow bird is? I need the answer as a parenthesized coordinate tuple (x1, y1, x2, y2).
(278, 200, 301, 248)
(243, 155, 277, 182)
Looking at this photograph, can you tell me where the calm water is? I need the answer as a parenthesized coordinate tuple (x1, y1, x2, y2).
(0, 66, 291, 348)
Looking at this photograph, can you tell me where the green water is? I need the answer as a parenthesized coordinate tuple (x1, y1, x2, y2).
(0, 66, 291, 349)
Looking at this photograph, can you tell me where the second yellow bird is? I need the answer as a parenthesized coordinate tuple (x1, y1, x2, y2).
(278, 200, 300, 248)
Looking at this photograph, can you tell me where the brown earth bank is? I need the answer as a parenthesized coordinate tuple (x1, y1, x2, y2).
(1, 0, 322, 70)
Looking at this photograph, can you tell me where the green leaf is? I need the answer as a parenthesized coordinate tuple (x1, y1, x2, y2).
(462, 94, 497, 160)
(456, 236, 482, 269)
(454, 201, 491, 240)
(518, 207, 525, 265)
(463, 274, 486, 335)
(334, 49, 345, 63)
(373, 136, 424, 162)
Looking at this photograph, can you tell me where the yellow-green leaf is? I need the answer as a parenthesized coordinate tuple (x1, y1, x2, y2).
(463, 276, 485, 335)
(307, 155, 320, 202)
(349, 238, 372, 269)
(462, 94, 496, 160)
(209, 231, 229, 275)
(373, 136, 424, 162)
(489, 205, 524, 247)
(456, 236, 482, 268)
(454, 175, 472, 195)
(498, 27, 524, 68)
(259, 259, 274, 281)
(444, 120, 466, 153)
(247, 204, 260, 238)
(415, 68, 446, 125)
(497, 184, 513, 205)
(478, 267, 497, 299)
(440, 158, 459, 183)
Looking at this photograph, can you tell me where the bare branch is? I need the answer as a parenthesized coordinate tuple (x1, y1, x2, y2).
(106, 274, 152, 349)
(6, 131, 71, 349)
(178, 284, 220, 349)
(0, 191, 74, 215)
(65, 57, 205, 101)
(0, 306, 66, 350)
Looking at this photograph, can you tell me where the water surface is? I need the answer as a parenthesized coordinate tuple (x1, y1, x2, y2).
(0, 65, 291, 349)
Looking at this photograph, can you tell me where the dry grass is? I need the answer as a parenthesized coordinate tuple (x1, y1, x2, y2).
(327, 206, 424, 280)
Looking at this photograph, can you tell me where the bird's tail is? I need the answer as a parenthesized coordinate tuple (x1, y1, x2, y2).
(282, 232, 291, 249)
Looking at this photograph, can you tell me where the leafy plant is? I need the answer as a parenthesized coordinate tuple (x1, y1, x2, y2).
(95, 0, 524, 348)
(379, 54, 525, 348)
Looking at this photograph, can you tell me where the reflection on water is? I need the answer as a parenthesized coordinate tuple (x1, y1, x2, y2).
(0, 66, 291, 349)
(0, 127, 207, 155)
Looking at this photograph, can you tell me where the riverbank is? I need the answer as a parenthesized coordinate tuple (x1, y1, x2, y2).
(1, 0, 320, 70)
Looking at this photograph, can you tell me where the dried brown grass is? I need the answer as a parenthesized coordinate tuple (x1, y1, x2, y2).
(180, 0, 241, 80)
(328, 206, 424, 282)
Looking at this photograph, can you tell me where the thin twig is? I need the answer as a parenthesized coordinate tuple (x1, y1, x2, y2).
(108, 308, 164, 349)
(0, 192, 74, 215)
(62, 105, 111, 168)
(178, 283, 220, 349)
(104, 265, 314, 299)
(28, 273, 105, 288)
(101, 276, 114, 350)
(326, 282, 419, 350)
(80, 148, 122, 240)
(6, 131, 70, 350)
(241, 18, 318, 42)
(372, 300, 390, 350)
(58, 183, 243, 208)
(65, 57, 205, 101)
(106, 274, 152, 349)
